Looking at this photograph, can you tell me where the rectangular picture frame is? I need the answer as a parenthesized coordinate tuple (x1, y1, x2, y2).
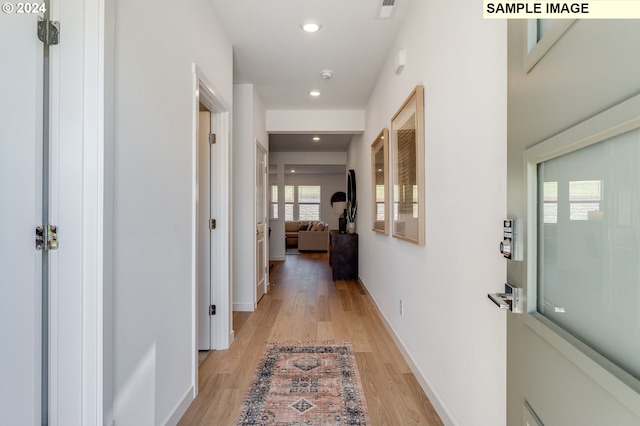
(371, 128, 389, 234)
(391, 85, 425, 245)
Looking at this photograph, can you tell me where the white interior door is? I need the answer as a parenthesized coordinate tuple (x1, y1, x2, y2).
(0, 11, 44, 425)
(197, 109, 212, 350)
(193, 68, 231, 356)
(506, 20, 640, 425)
(255, 143, 267, 303)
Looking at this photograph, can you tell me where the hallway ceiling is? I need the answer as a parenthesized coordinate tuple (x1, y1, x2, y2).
(269, 134, 353, 152)
(210, 0, 413, 152)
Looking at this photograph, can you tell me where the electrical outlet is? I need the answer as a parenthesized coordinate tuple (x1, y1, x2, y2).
(399, 299, 404, 316)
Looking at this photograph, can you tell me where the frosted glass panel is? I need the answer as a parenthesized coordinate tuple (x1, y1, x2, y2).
(536, 19, 555, 43)
(537, 128, 640, 380)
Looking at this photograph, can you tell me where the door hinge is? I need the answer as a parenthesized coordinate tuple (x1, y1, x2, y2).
(209, 305, 216, 316)
(36, 225, 58, 251)
(209, 133, 216, 144)
(37, 18, 60, 46)
(209, 219, 216, 230)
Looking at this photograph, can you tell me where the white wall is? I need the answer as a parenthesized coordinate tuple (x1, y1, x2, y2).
(348, 0, 507, 424)
(266, 110, 364, 133)
(233, 84, 267, 311)
(111, 0, 232, 424)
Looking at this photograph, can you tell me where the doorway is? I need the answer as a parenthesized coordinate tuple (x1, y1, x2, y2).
(256, 142, 268, 302)
(192, 65, 232, 396)
(197, 105, 214, 355)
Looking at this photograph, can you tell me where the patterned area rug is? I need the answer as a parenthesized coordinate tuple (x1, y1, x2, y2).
(237, 341, 370, 425)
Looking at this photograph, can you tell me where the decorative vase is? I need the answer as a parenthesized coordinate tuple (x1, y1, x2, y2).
(347, 222, 356, 234)
(339, 212, 347, 234)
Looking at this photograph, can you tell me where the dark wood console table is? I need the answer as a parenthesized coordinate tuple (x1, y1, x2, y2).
(330, 232, 358, 280)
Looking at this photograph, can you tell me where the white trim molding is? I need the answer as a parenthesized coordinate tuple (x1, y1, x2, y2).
(49, 0, 107, 424)
(188, 64, 233, 417)
(524, 19, 575, 72)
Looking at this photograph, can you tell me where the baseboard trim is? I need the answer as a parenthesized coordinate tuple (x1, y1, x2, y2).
(269, 256, 285, 261)
(163, 385, 194, 426)
(358, 277, 457, 426)
(233, 303, 255, 312)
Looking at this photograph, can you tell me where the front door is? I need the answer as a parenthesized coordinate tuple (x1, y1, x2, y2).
(0, 10, 45, 424)
(507, 20, 640, 425)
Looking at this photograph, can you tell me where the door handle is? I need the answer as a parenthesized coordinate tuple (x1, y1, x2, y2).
(488, 292, 510, 309)
(488, 283, 523, 313)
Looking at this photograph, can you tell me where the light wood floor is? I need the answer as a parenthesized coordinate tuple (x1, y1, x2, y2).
(179, 252, 443, 425)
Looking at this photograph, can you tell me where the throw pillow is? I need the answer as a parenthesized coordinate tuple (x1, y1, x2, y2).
(317, 222, 325, 231)
(297, 224, 308, 231)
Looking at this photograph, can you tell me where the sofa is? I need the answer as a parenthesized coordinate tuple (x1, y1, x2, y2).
(298, 223, 330, 252)
(285, 220, 307, 247)
(285, 220, 330, 251)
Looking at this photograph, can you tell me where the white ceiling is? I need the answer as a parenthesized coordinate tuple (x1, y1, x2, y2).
(269, 133, 353, 152)
(210, 0, 413, 154)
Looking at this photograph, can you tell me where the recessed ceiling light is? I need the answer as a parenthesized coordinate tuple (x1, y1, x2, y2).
(313, 137, 320, 141)
(291, 169, 296, 173)
(309, 90, 321, 97)
(301, 22, 321, 33)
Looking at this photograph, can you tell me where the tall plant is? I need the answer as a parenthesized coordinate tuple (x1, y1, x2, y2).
(347, 169, 357, 223)
(346, 200, 357, 223)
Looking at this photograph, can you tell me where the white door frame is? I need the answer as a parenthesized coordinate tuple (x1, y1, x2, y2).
(197, 109, 213, 351)
(191, 64, 233, 396)
(47, 0, 109, 424)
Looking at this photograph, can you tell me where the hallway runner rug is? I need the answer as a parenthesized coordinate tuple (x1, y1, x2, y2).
(237, 341, 370, 425)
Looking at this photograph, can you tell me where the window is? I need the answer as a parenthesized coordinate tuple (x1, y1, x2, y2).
(569, 180, 602, 221)
(524, 19, 575, 72)
(543, 181, 558, 224)
(270, 184, 320, 221)
(271, 185, 278, 219)
(530, 19, 555, 51)
(539, 180, 603, 224)
(284, 185, 294, 221)
(536, 126, 640, 380)
(375, 184, 385, 220)
(298, 186, 321, 221)
(392, 184, 418, 220)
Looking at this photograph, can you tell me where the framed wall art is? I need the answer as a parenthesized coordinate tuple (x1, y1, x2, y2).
(371, 128, 389, 234)
(391, 85, 424, 245)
